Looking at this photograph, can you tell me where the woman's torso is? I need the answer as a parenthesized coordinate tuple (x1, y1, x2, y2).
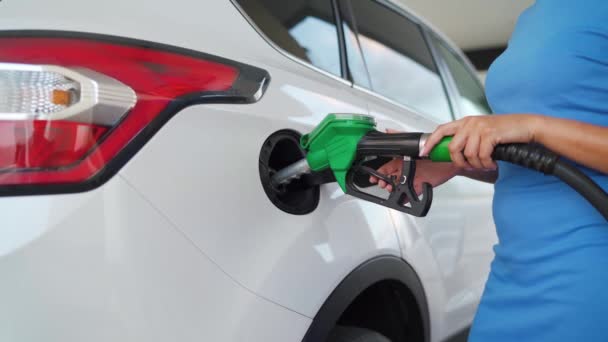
(485, 0, 608, 265)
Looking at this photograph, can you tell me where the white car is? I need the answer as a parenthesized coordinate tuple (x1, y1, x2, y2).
(0, 0, 497, 341)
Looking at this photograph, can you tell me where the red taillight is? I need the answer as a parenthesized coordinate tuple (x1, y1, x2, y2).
(0, 120, 108, 169)
(0, 33, 269, 194)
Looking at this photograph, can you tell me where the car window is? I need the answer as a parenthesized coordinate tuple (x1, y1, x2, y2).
(346, 0, 452, 122)
(433, 37, 492, 116)
(236, 0, 342, 77)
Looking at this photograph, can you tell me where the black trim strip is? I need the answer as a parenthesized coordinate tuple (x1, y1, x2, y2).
(331, 0, 350, 81)
(423, 29, 458, 121)
(0, 30, 270, 197)
(443, 327, 470, 342)
(464, 46, 506, 71)
(302, 256, 430, 342)
(336, 0, 374, 89)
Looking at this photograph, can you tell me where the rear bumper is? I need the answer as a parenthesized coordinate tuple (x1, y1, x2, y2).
(0, 175, 309, 341)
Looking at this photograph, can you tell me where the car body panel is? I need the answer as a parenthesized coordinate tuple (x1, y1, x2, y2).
(0, 176, 310, 342)
(0, 0, 497, 341)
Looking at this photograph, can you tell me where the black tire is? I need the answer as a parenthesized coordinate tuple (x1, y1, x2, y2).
(327, 326, 392, 342)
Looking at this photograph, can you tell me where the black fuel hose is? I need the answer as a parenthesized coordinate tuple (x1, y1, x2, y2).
(493, 144, 608, 221)
(354, 132, 607, 219)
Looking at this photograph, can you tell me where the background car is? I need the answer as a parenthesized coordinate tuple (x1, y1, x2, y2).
(0, 0, 496, 341)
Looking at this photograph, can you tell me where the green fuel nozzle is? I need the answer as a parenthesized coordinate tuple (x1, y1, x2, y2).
(300, 114, 376, 191)
(270, 113, 608, 220)
(428, 136, 453, 162)
(270, 114, 452, 217)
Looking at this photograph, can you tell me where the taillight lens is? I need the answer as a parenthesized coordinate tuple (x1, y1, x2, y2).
(0, 33, 269, 194)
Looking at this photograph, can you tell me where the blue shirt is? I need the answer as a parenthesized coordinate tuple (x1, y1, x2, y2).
(470, 1, 608, 340)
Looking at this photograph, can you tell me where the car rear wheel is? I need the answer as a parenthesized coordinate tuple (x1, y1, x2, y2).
(328, 326, 392, 342)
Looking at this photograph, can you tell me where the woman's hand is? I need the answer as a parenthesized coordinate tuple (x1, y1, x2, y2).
(420, 114, 542, 170)
(370, 158, 460, 193)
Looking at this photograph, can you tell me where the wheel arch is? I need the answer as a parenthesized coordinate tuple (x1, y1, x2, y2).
(302, 255, 430, 342)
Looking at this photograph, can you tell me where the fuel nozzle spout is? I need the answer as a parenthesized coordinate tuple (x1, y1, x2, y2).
(270, 158, 311, 189)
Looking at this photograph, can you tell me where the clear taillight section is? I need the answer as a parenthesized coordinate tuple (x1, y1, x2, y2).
(0, 63, 136, 172)
(0, 66, 79, 116)
(0, 34, 269, 194)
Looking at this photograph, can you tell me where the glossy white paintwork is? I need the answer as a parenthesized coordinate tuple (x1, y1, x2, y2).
(0, 175, 310, 342)
(0, 0, 496, 341)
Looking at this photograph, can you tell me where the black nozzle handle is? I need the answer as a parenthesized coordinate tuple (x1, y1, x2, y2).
(357, 131, 423, 158)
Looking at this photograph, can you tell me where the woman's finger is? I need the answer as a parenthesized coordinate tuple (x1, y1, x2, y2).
(374, 158, 400, 188)
(448, 133, 471, 169)
(464, 133, 483, 169)
(479, 136, 498, 169)
(450, 147, 470, 169)
(377, 164, 397, 175)
(377, 159, 399, 175)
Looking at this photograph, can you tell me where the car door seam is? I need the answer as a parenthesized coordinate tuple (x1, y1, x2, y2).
(117, 174, 312, 319)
